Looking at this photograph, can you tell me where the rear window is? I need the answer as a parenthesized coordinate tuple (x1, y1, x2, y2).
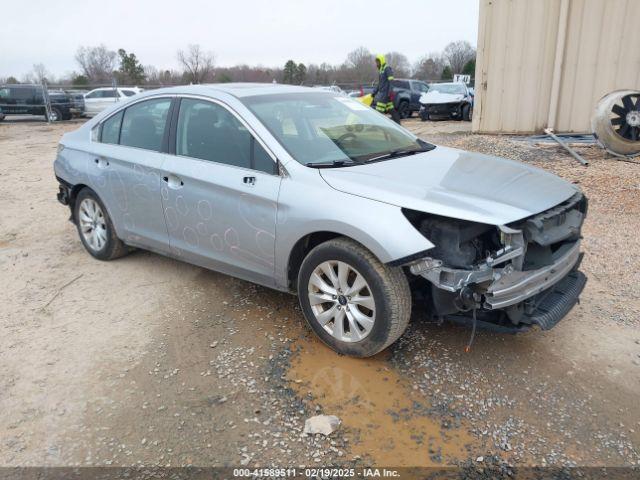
(121, 90, 137, 97)
(101, 110, 123, 145)
(10, 87, 36, 100)
(392, 80, 410, 89)
(119, 98, 171, 151)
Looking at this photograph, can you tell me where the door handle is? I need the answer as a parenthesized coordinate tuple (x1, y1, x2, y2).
(162, 173, 184, 189)
(243, 176, 256, 186)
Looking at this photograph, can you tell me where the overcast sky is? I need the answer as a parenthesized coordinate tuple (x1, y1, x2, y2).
(0, 0, 479, 78)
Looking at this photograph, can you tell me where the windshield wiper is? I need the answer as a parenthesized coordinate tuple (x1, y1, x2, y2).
(304, 159, 362, 168)
(355, 140, 436, 164)
(360, 148, 421, 163)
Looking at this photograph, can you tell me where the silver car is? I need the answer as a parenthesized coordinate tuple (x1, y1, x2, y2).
(54, 84, 587, 357)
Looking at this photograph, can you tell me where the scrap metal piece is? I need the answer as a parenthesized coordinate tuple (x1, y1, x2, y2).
(544, 128, 589, 166)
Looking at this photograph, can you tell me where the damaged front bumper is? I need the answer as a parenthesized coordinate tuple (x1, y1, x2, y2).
(485, 240, 582, 309)
(409, 240, 586, 331)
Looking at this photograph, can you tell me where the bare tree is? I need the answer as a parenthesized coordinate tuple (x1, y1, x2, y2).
(177, 44, 215, 84)
(31, 63, 52, 84)
(384, 52, 410, 78)
(413, 53, 446, 81)
(344, 47, 376, 83)
(75, 45, 117, 83)
(442, 41, 476, 75)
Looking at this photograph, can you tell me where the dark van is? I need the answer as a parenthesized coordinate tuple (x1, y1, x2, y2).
(0, 84, 73, 121)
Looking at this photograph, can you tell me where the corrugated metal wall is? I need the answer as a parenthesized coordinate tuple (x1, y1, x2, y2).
(472, 0, 640, 134)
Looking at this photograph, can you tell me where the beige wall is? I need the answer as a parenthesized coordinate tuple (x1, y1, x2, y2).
(472, 0, 640, 134)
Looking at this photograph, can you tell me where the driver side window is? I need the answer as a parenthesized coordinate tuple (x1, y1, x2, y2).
(176, 99, 276, 174)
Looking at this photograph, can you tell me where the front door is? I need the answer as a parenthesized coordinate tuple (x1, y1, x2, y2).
(160, 97, 281, 287)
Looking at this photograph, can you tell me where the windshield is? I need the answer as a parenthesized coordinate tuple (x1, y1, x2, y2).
(428, 83, 466, 95)
(242, 92, 432, 166)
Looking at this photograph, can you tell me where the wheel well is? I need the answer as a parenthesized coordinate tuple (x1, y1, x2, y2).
(287, 231, 344, 291)
(68, 183, 89, 221)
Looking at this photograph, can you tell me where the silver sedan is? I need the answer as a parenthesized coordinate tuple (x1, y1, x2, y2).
(54, 84, 587, 357)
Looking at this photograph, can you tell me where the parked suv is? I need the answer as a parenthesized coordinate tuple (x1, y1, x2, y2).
(84, 87, 143, 116)
(391, 79, 430, 119)
(0, 84, 73, 121)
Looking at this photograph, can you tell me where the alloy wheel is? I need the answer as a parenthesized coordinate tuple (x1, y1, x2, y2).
(79, 198, 108, 252)
(307, 260, 376, 342)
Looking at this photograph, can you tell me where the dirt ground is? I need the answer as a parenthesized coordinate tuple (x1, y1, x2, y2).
(1, 116, 639, 470)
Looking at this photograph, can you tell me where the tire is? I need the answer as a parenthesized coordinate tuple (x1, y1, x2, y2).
(454, 105, 463, 121)
(47, 107, 62, 122)
(462, 103, 472, 122)
(0, 114, 5, 122)
(419, 109, 429, 122)
(297, 237, 411, 358)
(398, 101, 410, 119)
(74, 188, 129, 261)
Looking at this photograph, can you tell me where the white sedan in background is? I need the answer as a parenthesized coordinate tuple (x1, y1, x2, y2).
(83, 87, 143, 116)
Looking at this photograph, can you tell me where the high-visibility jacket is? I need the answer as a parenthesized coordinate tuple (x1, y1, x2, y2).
(372, 53, 395, 113)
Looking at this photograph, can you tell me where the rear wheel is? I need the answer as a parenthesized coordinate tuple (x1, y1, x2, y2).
(419, 109, 429, 121)
(74, 188, 128, 261)
(297, 238, 411, 357)
(46, 107, 62, 122)
(398, 101, 410, 119)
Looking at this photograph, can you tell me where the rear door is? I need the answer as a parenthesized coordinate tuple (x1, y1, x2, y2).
(88, 97, 173, 252)
(160, 97, 281, 286)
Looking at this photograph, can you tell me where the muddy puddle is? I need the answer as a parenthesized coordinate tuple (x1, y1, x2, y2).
(288, 335, 478, 466)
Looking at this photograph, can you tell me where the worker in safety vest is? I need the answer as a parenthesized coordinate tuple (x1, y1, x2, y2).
(371, 54, 401, 124)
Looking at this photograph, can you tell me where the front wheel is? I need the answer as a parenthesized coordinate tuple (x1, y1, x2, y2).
(297, 238, 411, 357)
(462, 103, 472, 121)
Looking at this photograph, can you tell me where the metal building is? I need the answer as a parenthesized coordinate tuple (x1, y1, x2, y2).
(472, 0, 640, 134)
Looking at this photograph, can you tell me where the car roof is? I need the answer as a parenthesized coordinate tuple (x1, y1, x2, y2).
(134, 83, 320, 99)
(1, 84, 40, 88)
(90, 86, 140, 91)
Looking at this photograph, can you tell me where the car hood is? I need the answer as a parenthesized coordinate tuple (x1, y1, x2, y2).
(420, 92, 465, 104)
(319, 146, 578, 225)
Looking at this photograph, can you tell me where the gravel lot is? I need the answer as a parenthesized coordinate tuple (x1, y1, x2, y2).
(1, 116, 639, 469)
